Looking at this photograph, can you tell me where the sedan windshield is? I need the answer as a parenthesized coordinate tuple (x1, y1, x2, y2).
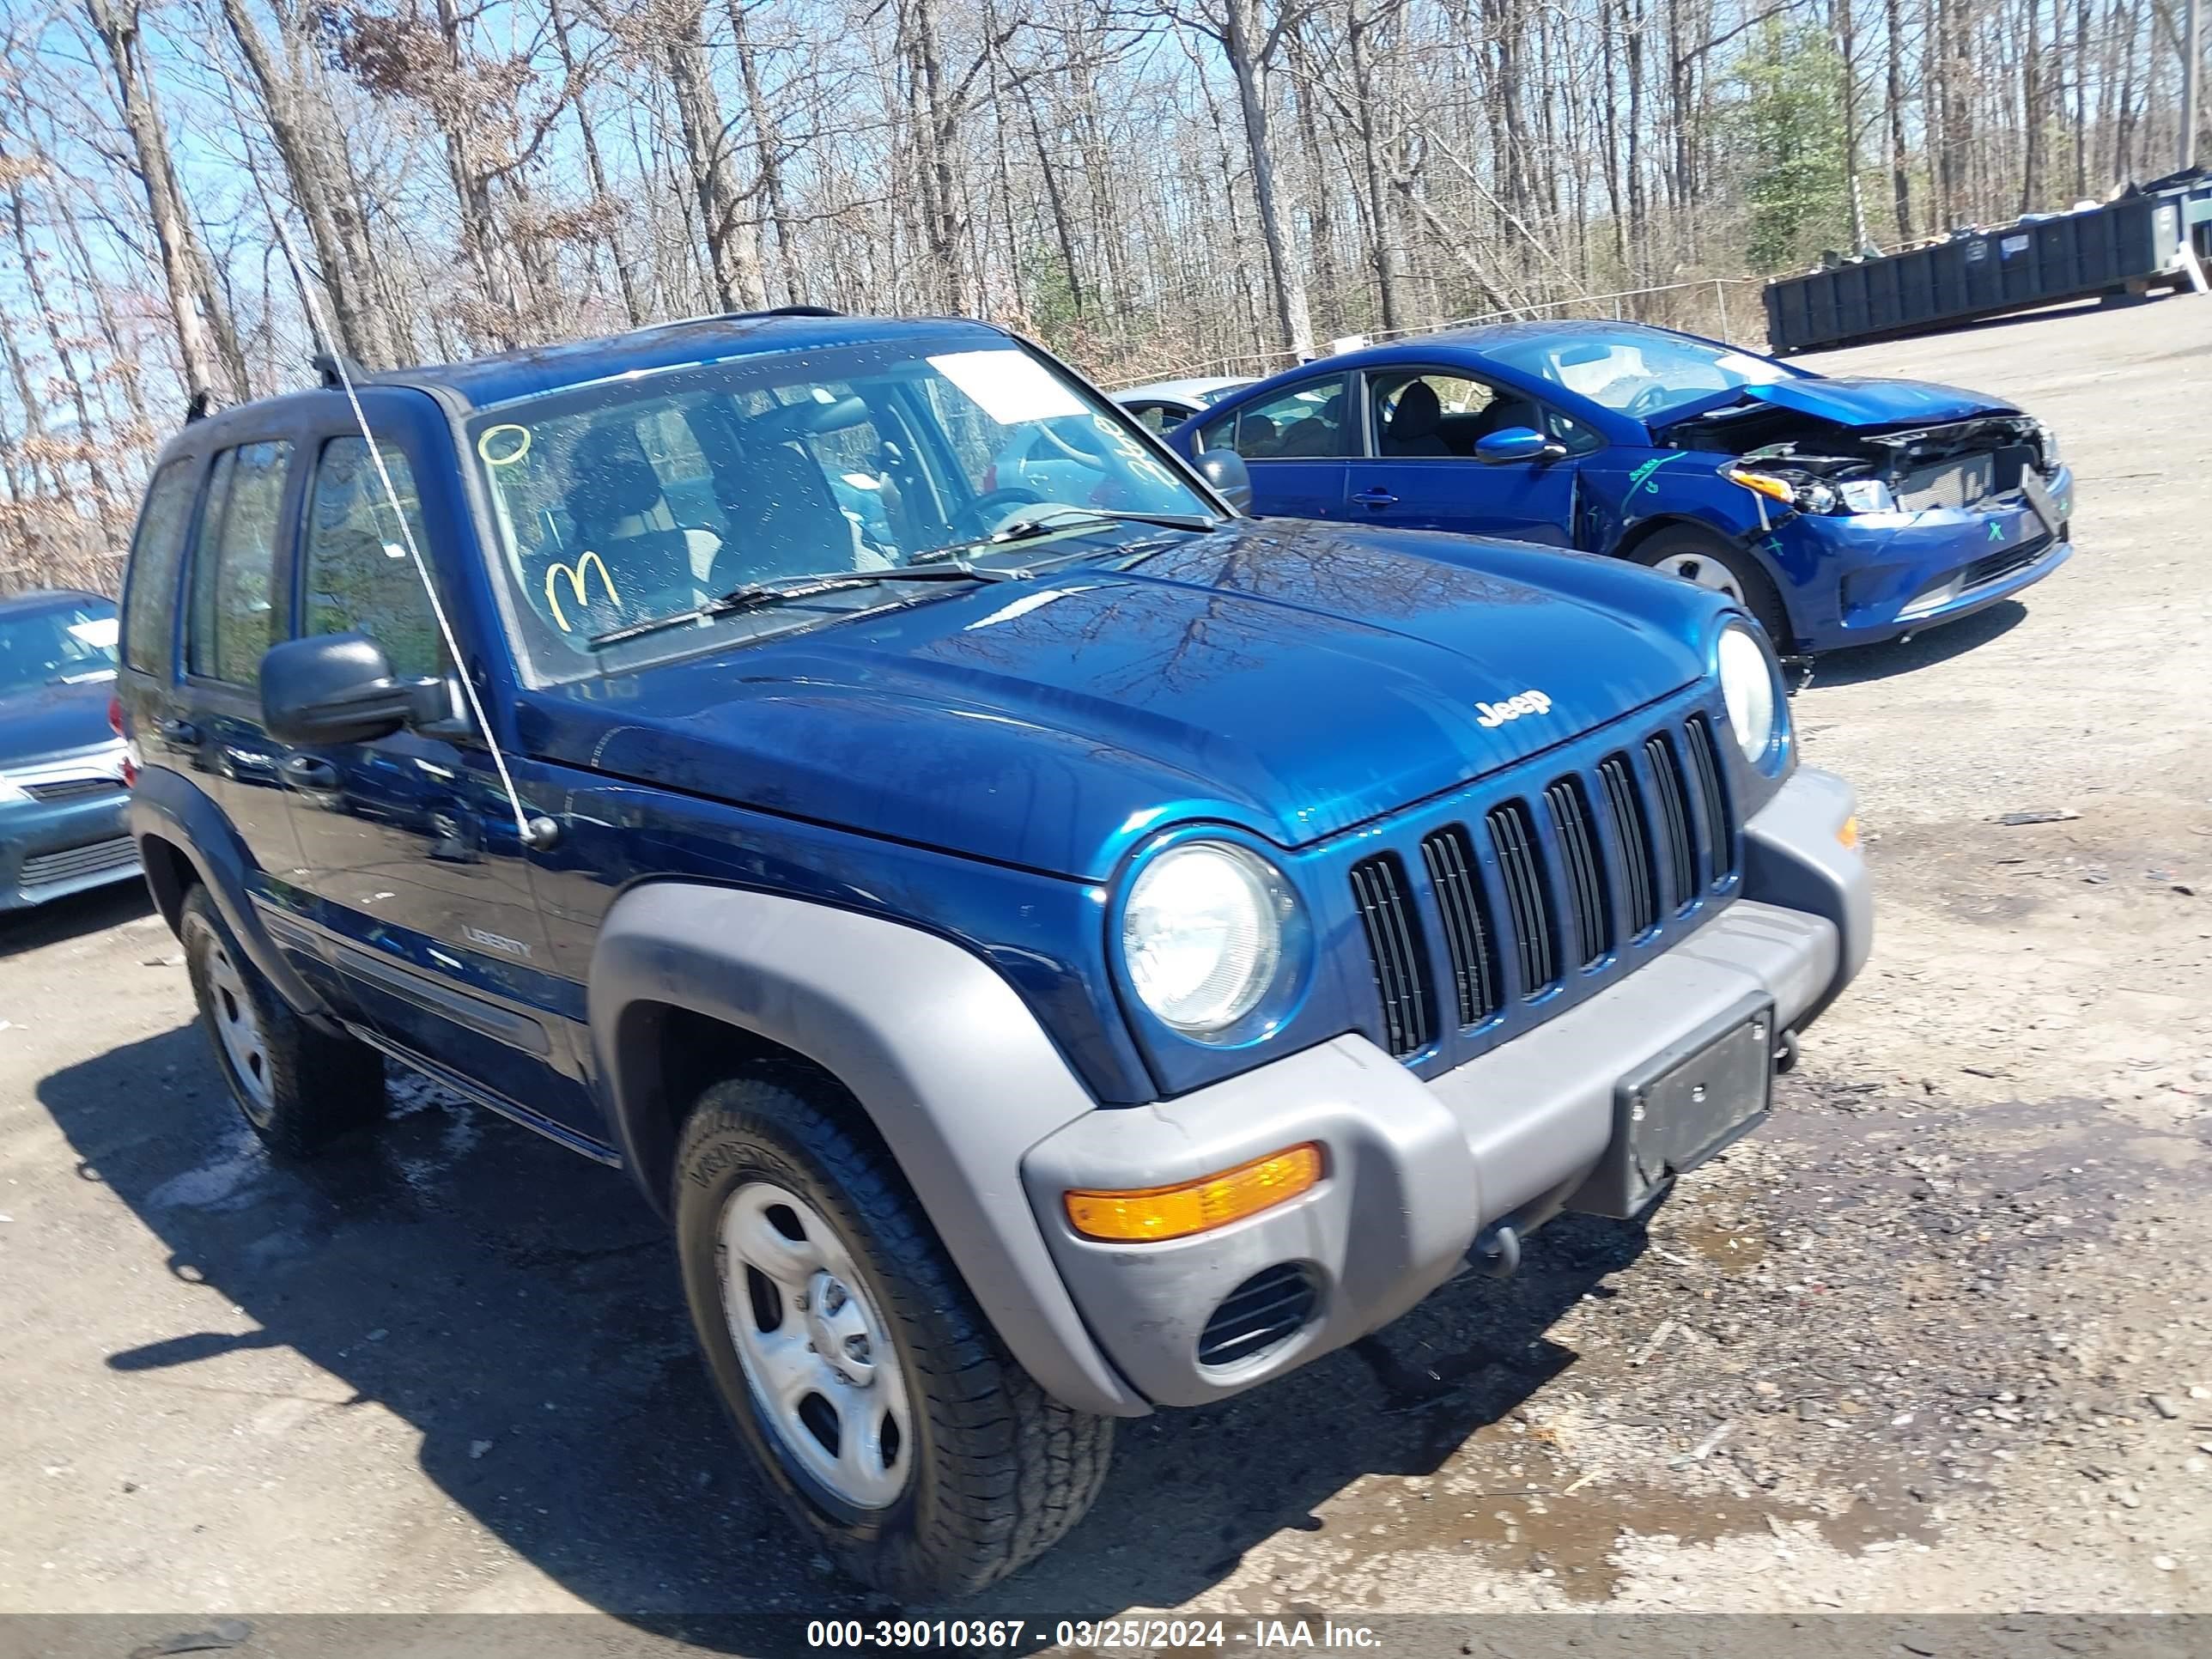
(1481, 328, 1800, 421)
(0, 599, 118, 696)
(468, 337, 1218, 678)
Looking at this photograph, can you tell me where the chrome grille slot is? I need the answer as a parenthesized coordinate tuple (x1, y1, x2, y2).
(1420, 824, 1499, 1027)
(1597, 752, 1658, 938)
(1485, 800, 1557, 995)
(1543, 776, 1610, 969)
(1682, 714, 1736, 886)
(1644, 732, 1698, 911)
(1348, 854, 1432, 1056)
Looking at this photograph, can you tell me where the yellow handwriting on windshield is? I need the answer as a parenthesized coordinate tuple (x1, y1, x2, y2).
(545, 550, 620, 631)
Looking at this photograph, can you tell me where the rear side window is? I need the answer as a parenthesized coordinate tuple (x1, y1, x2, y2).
(186, 441, 292, 685)
(121, 459, 200, 675)
(1201, 375, 1356, 460)
(301, 438, 443, 680)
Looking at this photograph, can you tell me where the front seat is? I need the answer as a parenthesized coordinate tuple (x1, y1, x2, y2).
(1383, 380, 1451, 456)
(1471, 396, 1546, 443)
(541, 422, 701, 635)
(707, 440, 862, 593)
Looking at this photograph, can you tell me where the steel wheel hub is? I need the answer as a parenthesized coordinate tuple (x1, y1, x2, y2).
(204, 936, 273, 1123)
(1651, 551, 1747, 604)
(717, 1181, 912, 1510)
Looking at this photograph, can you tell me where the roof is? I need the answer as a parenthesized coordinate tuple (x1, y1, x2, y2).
(1112, 375, 1254, 403)
(366, 310, 1013, 412)
(0, 587, 108, 615)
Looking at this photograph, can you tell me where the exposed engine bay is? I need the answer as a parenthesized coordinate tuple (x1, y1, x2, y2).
(1665, 404, 2059, 516)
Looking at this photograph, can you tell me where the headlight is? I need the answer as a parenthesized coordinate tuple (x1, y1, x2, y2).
(2033, 418, 2060, 469)
(0, 775, 27, 805)
(1724, 466, 1835, 515)
(1837, 477, 1895, 514)
(1716, 623, 1780, 761)
(1121, 841, 1288, 1034)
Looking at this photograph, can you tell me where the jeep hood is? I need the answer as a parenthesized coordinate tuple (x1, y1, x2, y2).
(1659, 374, 2020, 436)
(519, 521, 1717, 880)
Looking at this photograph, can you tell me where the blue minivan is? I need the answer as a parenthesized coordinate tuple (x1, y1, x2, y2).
(118, 309, 1869, 1595)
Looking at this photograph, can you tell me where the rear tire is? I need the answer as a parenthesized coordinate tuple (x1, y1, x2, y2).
(673, 1067, 1112, 1599)
(179, 885, 386, 1156)
(1629, 526, 1794, 649)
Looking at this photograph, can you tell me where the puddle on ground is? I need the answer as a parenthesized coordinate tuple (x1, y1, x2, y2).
(1310, 1437, 1926, 1601)
(1667, 1217, 1768, 1270)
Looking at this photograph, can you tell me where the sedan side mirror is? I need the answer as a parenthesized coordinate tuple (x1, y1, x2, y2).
(1195, 447, 1254, 514)
(261, 633, 441, 746)
(1474, 427, 1565, 465)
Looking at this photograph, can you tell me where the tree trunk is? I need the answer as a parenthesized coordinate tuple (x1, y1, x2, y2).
(82, 0, 228, 407)
(1220, 0, 1313, 356)
(1885, 0, 1914, 237)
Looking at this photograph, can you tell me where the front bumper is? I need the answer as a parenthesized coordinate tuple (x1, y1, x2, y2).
(1778, 465, 2075, 652)
(1021, 766, 1868, 1408)
(0, 788, 137, 911)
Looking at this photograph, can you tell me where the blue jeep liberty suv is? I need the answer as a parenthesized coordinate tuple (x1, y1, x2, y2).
(117, 310, 1871, 1597)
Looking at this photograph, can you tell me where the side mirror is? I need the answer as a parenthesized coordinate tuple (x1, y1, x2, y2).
(1474, 427, 1564, 465)
(260, 633, 437, 746)
(1195, 447, 1253, 513)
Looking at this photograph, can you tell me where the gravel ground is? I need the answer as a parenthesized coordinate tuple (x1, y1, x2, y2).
(1, 295, 2209, 1645)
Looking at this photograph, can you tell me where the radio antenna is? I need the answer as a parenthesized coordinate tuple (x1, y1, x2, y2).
(271, 224, 552, 851)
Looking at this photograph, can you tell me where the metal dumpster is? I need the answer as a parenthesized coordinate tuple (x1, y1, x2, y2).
(1764, 174, 2212, 353)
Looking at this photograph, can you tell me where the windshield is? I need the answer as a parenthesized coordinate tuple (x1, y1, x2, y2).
(1480, 329, 1800, 421)
(468, 336, 1217, 678)
(0, 599, 118, 696)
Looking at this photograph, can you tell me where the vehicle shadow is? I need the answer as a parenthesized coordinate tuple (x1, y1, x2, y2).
(1806, 599, 2026, 688)
(40, 1026, 1641, 1629)
(0, 879, 155, 962)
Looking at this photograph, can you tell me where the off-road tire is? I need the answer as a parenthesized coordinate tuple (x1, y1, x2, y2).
(1629, 526, 1794, 649)
(178, 884, 386, 1157)
(673, 1068, 1113, 1599)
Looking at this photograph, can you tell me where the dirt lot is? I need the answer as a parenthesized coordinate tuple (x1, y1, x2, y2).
(3, 295, 2209, 1646)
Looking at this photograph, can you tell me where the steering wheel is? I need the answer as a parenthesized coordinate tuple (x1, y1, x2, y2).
(961, 485, 1048, 538)
(1625, 383, 1680, 420)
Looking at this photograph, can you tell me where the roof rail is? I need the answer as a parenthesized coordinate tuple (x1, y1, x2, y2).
(627, 304, 845, 337)
(312, 349, 369, 389)
(183, 389, 213, 424)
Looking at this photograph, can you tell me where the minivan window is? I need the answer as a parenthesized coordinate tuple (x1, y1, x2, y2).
(466, 337, 1215, 679)
(301, 438, 442, 680)
(186, 441, 292, 686)
(121, 459, 200, 675)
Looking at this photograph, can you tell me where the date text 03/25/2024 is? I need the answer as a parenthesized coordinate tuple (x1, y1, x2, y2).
(804, 1618, 1385, 1650)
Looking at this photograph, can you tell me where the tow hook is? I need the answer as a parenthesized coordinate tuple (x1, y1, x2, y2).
(1773, 1027, 1801, 1073)
(1472, 1222, 1522, 1279)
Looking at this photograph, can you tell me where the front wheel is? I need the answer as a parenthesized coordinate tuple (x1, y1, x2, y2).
(673, 1068, 1112, 1598)
(1629, 527, 1793, 649)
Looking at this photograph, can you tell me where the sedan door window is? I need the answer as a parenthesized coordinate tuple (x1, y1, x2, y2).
(1200, 375, 1356, 460)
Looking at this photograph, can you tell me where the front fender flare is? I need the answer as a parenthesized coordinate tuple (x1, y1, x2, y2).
(587, 881, 1149, 1418)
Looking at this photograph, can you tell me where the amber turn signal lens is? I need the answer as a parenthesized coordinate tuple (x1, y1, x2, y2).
(1064, 1143, 1324, 1243)
(1836, 815, 1860, 851)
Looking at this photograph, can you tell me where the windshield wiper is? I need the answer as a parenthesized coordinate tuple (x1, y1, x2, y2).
(587, 561, 1028, 649)
(910, 506, 1221, 565)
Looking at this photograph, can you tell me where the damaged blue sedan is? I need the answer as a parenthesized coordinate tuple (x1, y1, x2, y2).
(1167, 322, 2073, 653)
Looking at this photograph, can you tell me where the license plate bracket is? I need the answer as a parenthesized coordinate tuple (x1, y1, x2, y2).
(2019, 471, 2061, 538)
(1613, 995, 1775, 1209)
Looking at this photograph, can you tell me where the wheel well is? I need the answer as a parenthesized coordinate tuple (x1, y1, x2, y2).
(137, 834, 198, 931)
(1610, 513, 1733, 564)
(616, 1000, 872, 1215)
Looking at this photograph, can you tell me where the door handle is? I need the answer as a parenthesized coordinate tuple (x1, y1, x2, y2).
(156, 718, 200, 745)
(1352, 488, 1399, 507)
(281, 755, 340, 791)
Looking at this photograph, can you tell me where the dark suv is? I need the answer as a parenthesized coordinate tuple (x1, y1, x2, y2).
(118, 310, 1869, 1597)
